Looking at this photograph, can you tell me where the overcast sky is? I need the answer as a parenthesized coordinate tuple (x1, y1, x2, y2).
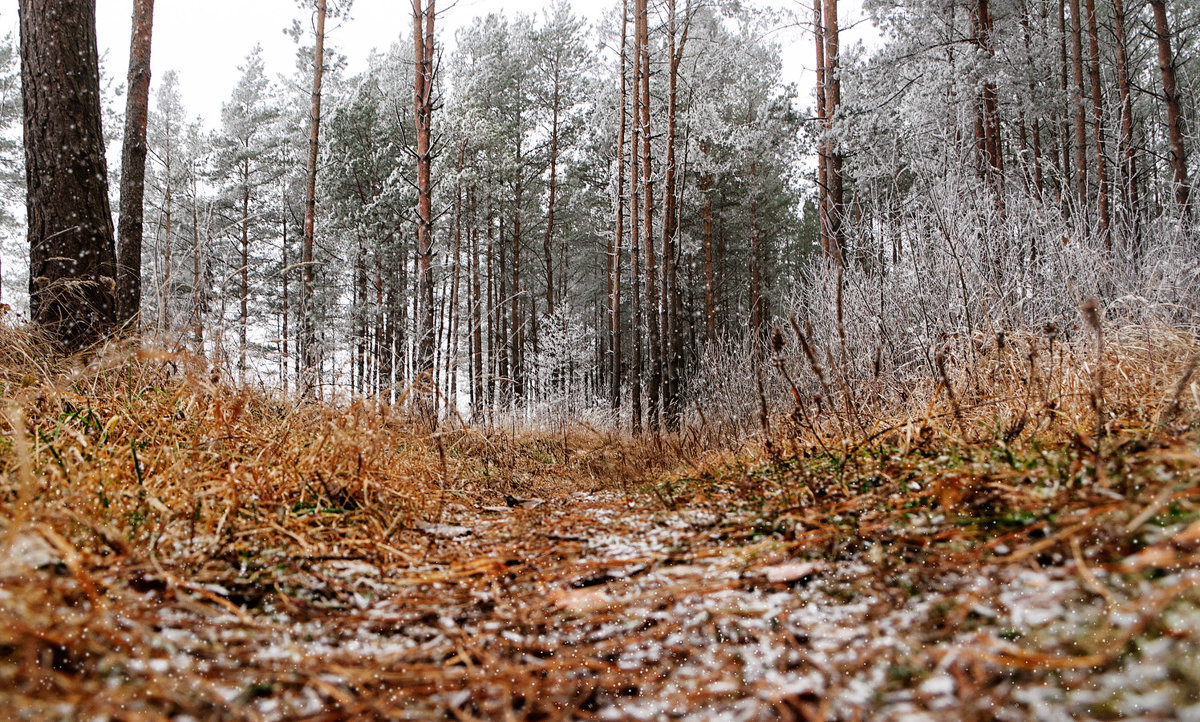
(0, 0, 864, 128)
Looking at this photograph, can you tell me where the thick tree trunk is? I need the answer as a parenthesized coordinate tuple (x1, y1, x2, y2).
(1149, 0, 1190, 215)
(116, 0, 154, 326)
(20, 0, 118, 351)
(301, 0, 326, 394)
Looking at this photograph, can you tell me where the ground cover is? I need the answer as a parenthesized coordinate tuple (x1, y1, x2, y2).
(2, 326, 1199, 720)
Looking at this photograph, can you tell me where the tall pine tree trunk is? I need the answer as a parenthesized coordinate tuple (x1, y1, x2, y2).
(20, 0, 118, 351)
(610, 0, 628, 414)
(822, 0, 844, 262)
(1149, 0, 1190, 215)
(301, 0, 326, 394)
(814, 0, 833, 261)
(637, 0, 660, 428)
(1068, 0, 1088, 212)
(116, 0, 154, 325)
(1085, 0, 1110, 246)
(1112, 0, 1140, 242)
(630, 18, 643, 434)
(543, 82, 560, 314)
(701, 168, 716, 344)
(661, 0, 689, 428)
(412, 0, 437, 411)
(239, 173, 249, 380)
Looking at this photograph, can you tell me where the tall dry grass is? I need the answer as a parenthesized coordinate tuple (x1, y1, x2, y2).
(0, 324, 685, 571)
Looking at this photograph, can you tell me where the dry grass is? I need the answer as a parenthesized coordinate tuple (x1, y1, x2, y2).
(1, 322, 1199, 720)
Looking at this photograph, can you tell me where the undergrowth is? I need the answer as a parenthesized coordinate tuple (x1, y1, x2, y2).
(2, 322, 1199, 719)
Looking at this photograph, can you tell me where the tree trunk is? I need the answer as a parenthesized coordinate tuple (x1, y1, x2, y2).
(1084, 0, 1110, 246)
(1058, 0, 1070, 205)
(637, 0, 660, 428)
(193, 163, 204, 354)
(511, 179, 524, 404)
(749, 161, 765, 338)
(413, 0, 437, 411)
(974, 0, 1003, 199)
(814, 0, 829, 259)
(1068, 0, 1088, 212)
(661, 0, 689, 428)
(543, 81, 560, 314)
(611, 0, 628, 413)
(701, 169, 716, 344)
(822, 0, 845, 261)
(239, 172, 249, 380)
(1111, 0, 1140, 242)
(280, 211, 288, 391)
(20, 0, 118, 351)
(630, 12, 643, 434)
(116, 0, 154, 326)
(1149, 0, 1190, 215)
(470, 188, 484, 419)
(301, 0, 326, 394)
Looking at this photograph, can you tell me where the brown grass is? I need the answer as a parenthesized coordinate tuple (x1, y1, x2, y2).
(1, 322, 1199, 719)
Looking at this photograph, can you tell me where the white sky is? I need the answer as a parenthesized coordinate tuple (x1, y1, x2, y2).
(0, 0, 870, 128)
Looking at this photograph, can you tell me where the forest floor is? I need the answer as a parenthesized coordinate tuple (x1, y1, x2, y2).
(2, 328, 1200, 720)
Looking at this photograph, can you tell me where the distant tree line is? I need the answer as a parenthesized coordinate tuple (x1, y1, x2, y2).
(8, 0, 1197, 433)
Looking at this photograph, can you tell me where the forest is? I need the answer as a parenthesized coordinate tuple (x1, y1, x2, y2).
(2, 0, 1200, 718)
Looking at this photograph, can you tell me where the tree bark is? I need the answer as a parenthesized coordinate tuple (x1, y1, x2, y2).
(1149, 0, 1190, 215)
(611, 0, 628, 413)
(20, 0, 118, 351)
(661, 0, 689, 427)
(300, 0, 326, 394)
(629, 8, 643, 434)
(543, 77, 560, 314)
(1058, 0, 1070, 204)
(701, 169, 716, 344)
(637, 0, 660, 428)
(116, 0, 154, 325)
(1084, 0, 1110, 246)
(470, 188, 484, 419)
(193, 162, 204, 354)
(413, 0, 437, 410)
(814, 0, 831, 260)
(239, 169, 249, 379)
(1068, 0, 1088, 211)
(1111, 0, 1140, 241)
(821, 0, 845, 262)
